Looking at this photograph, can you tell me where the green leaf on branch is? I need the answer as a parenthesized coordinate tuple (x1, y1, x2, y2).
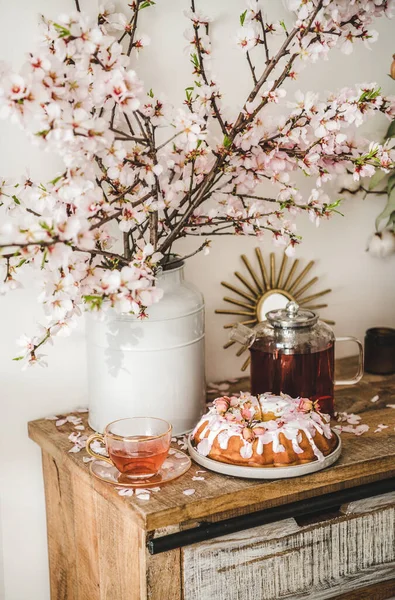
(385, 119, 395, 139)
(368, 169, 388, 190)
(139, 1, 155, 9)
(387, 172, 395, 195)
(49, 175, 63, 186)
(190, 53, 199, 68)
(358, 87, 381, 103)
(223, 135, 232, 148)
(326, 198, 344, 216)
(35, 130, 50, 138)
(41, 249, 48, 269)
(12, 356, 25, 361)
(279, 20, 287, 32)
(83, 294, 104, 310)
(375, 186, 395, 231)
(53, 23, 71, 38)
(39, 221, 52, 232)
(185, 86, 194, 99)
(240, 10, 247, 26)
(12, 195, 20, 205)
(148, 89, 154, 98)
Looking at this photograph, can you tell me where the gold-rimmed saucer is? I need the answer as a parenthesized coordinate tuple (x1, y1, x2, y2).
(90, 448, 191, 488)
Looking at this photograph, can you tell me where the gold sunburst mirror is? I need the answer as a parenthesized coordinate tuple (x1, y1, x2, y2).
(215, 248, 334, 371)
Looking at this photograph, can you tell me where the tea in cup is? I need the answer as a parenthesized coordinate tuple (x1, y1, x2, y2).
(86, 417, 172, 479)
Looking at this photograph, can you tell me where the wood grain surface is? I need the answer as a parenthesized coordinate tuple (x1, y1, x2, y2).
(42, 449, 147, 600)
(182, 492, 395, 600)
(42, 451, 78, 600)
(29, 357, 395, 532)
(332, 580, 395, 600)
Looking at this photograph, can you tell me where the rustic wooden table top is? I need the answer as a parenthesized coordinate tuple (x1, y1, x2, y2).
(28, 357, 395, 532)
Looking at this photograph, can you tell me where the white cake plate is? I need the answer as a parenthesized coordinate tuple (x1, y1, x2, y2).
(187, 431, 341, 479)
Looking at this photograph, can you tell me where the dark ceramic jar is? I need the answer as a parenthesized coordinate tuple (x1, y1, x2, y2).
(364, 327, 395, 375)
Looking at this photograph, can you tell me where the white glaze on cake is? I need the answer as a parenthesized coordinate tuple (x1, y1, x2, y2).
(192, 392, 333, 462)
(260, 396, 291, 417)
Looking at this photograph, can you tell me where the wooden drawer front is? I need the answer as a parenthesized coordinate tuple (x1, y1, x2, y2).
(182, 497, 395, 600)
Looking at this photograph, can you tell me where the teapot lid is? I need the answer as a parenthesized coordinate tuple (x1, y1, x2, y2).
(266, 301, 318, 329)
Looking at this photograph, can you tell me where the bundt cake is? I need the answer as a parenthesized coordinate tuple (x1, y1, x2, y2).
(191, 392, 337, 467)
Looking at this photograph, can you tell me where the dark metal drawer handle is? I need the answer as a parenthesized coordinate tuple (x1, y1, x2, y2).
(147, 477, 395, 555)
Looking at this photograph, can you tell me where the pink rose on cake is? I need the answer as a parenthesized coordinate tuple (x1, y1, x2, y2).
(224, 407, 244, 422)
(242, 427, 254, 442)
(298, 398, 314, 413)
(214, 396, 231, 414)
(230, 396, 240, 407)
(252, 426, 265, 436)
(240, 402, 256, 421)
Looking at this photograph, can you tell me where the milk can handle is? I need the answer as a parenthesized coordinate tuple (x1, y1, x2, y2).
(334, 337, 364, 386)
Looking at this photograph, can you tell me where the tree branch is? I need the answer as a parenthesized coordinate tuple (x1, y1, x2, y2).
(110, 179, 141, 203)
(3, 257, 11, 283)
(0, 240, 129, 265)
(233, 194, 279, 202)
(123, 232, 131, 259)
(158, 1, 325, 255)
(257, 10, 270, 64)
(191, 4, 227, 135)
(127, 0, 143, 56)
(165, 240, 209, 267)
(237, 1, 324, 130)
(134, 111, 150, 141)
(89, 210, 122, 230)
(149, 212, 158, 248)
(246, 51, 257, 84)
(123, 111, 136, 136)
(110, 127, 147, 144)
(156, 131, 182, 151)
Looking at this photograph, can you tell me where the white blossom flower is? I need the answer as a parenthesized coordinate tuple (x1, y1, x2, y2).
(353, 163, 375, 181)
(235, 26, 260, 52)
(16, 334, 35, 356)
(174, 110, 206, 150)
(134, 34, 151, 52)
(106, 13, 132, 31)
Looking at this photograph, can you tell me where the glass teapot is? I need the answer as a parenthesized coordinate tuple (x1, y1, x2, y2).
(231, 301, 363, 415)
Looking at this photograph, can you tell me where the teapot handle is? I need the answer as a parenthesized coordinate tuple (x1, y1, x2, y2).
(230, 323, 256, 347)
(335, 337, 364, 386)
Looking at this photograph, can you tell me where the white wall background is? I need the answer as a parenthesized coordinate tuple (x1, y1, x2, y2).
(0, 1, 394, 599)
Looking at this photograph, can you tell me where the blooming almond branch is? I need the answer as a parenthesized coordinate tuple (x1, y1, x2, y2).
(0, 0, 394, 365)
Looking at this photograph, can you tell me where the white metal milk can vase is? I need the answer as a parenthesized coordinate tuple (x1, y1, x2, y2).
(86, 264, 206, 434)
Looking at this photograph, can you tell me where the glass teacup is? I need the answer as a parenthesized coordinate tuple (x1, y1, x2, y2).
(86, 417, 172, 479)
